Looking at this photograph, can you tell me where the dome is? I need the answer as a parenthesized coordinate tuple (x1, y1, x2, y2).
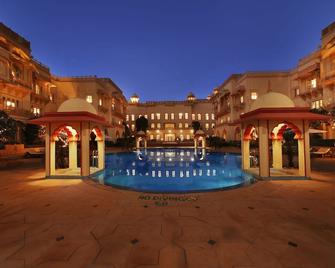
(130, 94, 140, 103)
(249, 92, 295, 111)
(57, 98, 97, 114)
(187, 92, 196, 101)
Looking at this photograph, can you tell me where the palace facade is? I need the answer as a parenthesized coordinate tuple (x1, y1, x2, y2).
(126, 93, 215, 143)
(0, 23, 127, 142)
(212, 21, 335, 140)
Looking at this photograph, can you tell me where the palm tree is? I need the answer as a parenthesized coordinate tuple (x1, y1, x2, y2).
(191, 121, 201, 132)
(135, 116, 149, 132)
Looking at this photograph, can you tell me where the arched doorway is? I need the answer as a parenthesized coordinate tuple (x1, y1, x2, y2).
(90, 127, 104, 174)
(51, 125, 80, 176)
(242, 124, 259, 174)
(270, 122, 303, 176)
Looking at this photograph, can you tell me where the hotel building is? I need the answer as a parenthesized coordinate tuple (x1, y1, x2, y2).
(126, 93, 215, 142)
(212, 21, 335, 140)
(0, 23, 127, 142)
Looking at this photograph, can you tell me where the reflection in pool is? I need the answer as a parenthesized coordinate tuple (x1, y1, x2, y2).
(92, 148, 254, 193)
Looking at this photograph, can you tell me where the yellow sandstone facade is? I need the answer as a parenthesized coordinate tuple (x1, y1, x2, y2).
(212, 21, 335, 140)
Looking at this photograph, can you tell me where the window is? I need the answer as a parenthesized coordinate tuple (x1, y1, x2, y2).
(205, 113, 209, 120)
(240, 95, 244, 103)
(131, 114, 135, 121)
(99, 98, 102, 106)
(165, 113, 169, 120)
(197, 114, 201, 120)
(151, 123, 155, 129)
(211, 113, 215, 120)
(185, 113, 188, 120)
(211, 123, 215, 128)
(251, 92, 258, 100)
(171, 113, 175, 120)
(126, 115, 129, 121)
(49, 94, 53, 102)
(144, 114, 148, 119)
(192, 114, 195, 120)
(35, 84, 40, 95)
(185, 123, 189, 128)
(205, 123, 209, 130)
(157, 123, 161, 129)
(179, 113, 183, 120)
(131, 124, 135, 131)
(186, 134, 190, 140)
(178, 123, 183, 128)
(156, 113, 161, 120)
(151, 113, 155, 120)
(311, 100, 323, 109)
(150, 134, 154, 140)
(32, 107, 40, 116)
(295, 88, 300, 96)
(311, 78, 317, 89)
(86, 95, 93, 103)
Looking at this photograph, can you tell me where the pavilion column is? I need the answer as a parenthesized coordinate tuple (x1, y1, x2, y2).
(144, 139, 147, 148)
(303, 120, 311, 177)
(298, 139, 305, 176)
(81, 122, 90, 177)
(272, 139, 282, 169)
(97, 140, 104, 170)
(202, 138, 206, 148)
(258, 120, 270, 178)
(242, 139, 250, 170)
(45, 124, 51, 177)
(68, 140, 78, 169)
(194, 138, 197, 148)
(50, 141, 55, 175)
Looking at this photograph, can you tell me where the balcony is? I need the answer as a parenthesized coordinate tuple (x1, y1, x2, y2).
(31, 92, 50, 103)
(324, 72, 335, 86)
(4, 108, 34, 119)
(98, 105, 109, 114)
(111, 110, 125, 120)
(217, 107, 231, 117)
(0, 77, 32, 96)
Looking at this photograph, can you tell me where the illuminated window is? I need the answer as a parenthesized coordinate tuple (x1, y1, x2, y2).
(131, 114, 135, 121)
(192, 114, 195, 120)
(185, 123, 189, 128)
(171, 113, 175, 120)
(151, 123, 155, 129)
(126, 115, 129, 121)
(99, 98, 102, 106)
(86, 95, 93, 103)
(157, 123, 161, 129)
(49, 94, 53, 102)
(131, 124, 135, 131)
(251, 92, 258, 100)
(205, 123, 209, 130)
(186, 134, 190, 140)
(311, 78, 317, 89)
(151, 113, 155, 120)
(156, 113, 161, 120)
(150, 134, 154, 140)
(35, 84, 40, 95)
(32, 107, 40, 116)
(197, 114, 201, 120)
(185, 113, 188, 120)
(144, 114, 148, 119)
(165, 113, 169, 120)
(211, 113, 215, 120)
(179, 123, 183, 128)
(211, 123, 215, 128)
(240, 95, 244, 103)
(311, 99, 323, 109)
(179, 113, 183, 119)
(205, 113, 209, 120)
(295, 88, 300, 96)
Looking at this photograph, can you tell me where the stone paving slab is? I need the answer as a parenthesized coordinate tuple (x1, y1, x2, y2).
(0, 166, 334, 268)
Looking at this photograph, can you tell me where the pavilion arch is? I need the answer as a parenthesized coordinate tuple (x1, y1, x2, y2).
(269, 121, 304, 176)
(241, 124, 259, 172)
(90, 126, 105, 173)
(50, 124, 81, 176)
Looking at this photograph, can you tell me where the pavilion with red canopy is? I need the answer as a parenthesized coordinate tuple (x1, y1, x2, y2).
(30, 98, 109, 178)
(240, 92, 330, 179)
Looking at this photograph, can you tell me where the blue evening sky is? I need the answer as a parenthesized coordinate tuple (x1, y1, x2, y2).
(1, 0, 334, 101)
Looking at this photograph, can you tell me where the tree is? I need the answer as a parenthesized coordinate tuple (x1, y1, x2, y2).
(23, 123, 41, 145)
(191, 121, 201, 132)
(135, 116, 149, 132)
(0, 111, 17, 144)
(283, 128, 295, 168)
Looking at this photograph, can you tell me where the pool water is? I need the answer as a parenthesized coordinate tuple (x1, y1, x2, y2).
(92, 148, 254, 193)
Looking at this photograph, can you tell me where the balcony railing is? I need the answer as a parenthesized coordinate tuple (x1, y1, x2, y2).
(4, 108, 34, 118)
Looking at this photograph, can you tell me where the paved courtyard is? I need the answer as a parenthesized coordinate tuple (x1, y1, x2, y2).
(0, 159, 335, 268)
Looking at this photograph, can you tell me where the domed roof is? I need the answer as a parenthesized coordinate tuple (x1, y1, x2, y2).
(57, 98, 97, 115)
(187, 92, 195, 97)
(131, 93, 139, 98)
(250, 92, 295, 111)
(194, 129, 205, 136)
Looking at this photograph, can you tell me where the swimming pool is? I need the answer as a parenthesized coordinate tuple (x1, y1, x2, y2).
(92, 148, 254, 193)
